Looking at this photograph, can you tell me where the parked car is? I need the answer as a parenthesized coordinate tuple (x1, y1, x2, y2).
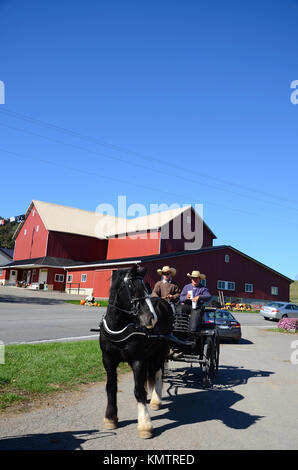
(203, 308, 242, 343)
(260, 302, 298, 321)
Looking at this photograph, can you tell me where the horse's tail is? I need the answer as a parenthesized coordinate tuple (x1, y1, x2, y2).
(145, 354, 166, 394)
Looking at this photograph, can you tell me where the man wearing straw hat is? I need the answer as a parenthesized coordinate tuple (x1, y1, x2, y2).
(179, 270, 212, 333)
(152, 266, 181, 303)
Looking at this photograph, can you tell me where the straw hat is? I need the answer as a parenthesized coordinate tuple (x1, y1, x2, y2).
(157, 266, 176, 277)
(187, 270, 206, 280)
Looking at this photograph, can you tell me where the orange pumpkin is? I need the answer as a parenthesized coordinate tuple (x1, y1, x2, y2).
(80, 299, 86, 305)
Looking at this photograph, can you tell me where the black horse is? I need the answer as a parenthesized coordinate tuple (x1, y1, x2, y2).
(99, 264, 173, 439)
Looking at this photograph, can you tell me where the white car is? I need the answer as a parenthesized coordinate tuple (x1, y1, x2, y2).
(260, 302, 298, 321)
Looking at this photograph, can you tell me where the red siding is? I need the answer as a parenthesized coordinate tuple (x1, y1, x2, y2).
(160, 221, 214, 254)
(47, 268, 66, 291)
(107, 231, 160, 259)
(140, 248, 290, 302)
(0, 269, 9, 281)
(66, 268, 96, 291)
(93, 270, 112, 298)
(46, 231, 107, 261)
(14, 205, 48, 260)
(159, 208, 215, 254)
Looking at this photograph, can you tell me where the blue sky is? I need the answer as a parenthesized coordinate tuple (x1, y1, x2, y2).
(0, 0, 298, 279)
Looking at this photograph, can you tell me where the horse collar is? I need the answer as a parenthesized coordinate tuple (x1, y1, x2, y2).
(100, 318, 147, 343)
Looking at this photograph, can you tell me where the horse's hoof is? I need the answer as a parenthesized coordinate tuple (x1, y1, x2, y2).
(104, 417, 118, 429)
(138, 429, 153, 439)
(150, 401, 161, 411)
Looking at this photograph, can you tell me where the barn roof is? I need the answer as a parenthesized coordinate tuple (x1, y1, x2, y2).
(13, 200, 216, 240)
(0, 256, 80, 269)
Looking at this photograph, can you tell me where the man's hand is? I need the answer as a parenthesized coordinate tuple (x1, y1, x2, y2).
(193, 296, 200, 302)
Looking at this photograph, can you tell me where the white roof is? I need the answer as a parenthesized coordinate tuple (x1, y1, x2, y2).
(14, 200, 215, 240)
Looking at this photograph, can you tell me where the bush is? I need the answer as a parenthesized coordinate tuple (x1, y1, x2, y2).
(277, 318, 298, 333)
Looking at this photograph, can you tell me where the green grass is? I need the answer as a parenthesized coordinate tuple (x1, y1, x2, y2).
(267, 328, 298, 335)
(231, 309, 260, 314)
(0, 341, 129, 411)
(65, 299, 109, 306)
(290, 281, 298, 304)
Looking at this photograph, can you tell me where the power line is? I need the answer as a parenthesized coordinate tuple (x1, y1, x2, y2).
(0, 106, 297, 206)
(1, 120, 298, 215)
(0, 145, 297, 228)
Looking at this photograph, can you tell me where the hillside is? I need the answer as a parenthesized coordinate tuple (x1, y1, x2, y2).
(290, 281, 298, 303)
(0, 220, 18, 249)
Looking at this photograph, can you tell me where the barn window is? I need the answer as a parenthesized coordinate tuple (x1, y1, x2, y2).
(36, 225, 39, 232)
(81, 274, 87, 283)
(55, 274, 65, 282)
(217, 280, 235, 291)
(0, 270, 2, 276)
(225, 254, 230, 263)
(24, 229, 27, 235)
(32, 210, 35, 216)
(245, 283, 253, 293)
(271, 286, 278, 296)
(67, 275, 73, 283)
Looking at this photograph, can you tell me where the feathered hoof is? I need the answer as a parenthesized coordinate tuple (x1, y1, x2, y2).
(150, 401, 161, 411)
(138, 427, 153, 439)
(104, 417, 118, 429)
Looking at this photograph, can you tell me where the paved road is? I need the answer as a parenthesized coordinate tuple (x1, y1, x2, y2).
(0, 287, 103, 344)
(1, 285, 270, 344)
(0, 319, 298, 450)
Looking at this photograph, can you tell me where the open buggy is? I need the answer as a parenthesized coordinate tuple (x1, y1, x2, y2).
(166, 305, 220, 388)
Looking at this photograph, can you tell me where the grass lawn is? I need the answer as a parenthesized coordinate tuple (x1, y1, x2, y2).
(65, 299, 109, 307)
(290, 281, 298, 304)
(267, 328, 298, 335)
(0, 341, 129, 411)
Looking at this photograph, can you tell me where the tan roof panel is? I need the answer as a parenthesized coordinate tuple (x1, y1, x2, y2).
(32, 200, 125, 239)
(14, 200, 216, 240)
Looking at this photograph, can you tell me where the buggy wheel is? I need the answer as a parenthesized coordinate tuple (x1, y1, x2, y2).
(213, 334, 220, 376)
(201, 337, 213, 388)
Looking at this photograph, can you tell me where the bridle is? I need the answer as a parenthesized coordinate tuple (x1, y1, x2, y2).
(107, 274, 150, 314)
(99, 271, 158, 342)
(107, 272, 157, 322)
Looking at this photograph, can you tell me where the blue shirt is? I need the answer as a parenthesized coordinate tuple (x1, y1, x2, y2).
(180, 283, 211, 303)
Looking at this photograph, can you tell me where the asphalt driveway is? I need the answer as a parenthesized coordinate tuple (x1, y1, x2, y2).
(0, 322, 297, 450)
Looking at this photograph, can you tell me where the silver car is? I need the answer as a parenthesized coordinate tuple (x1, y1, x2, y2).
(260, 302, 298, 321)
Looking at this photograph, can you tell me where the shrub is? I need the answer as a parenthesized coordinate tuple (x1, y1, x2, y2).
(277, 318, 298, 333)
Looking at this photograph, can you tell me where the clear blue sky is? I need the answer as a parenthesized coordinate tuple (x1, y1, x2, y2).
(1, 0, 298, 279)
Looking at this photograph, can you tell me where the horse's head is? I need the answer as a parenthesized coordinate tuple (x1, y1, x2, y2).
(111, 264, 158, 330)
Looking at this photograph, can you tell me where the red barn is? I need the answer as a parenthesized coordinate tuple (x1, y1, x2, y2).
(0, 199, 293, 303)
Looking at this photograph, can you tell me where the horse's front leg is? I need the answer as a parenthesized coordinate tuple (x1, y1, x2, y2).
(131, 361, 153, 439)
(102, 353, 119, 430)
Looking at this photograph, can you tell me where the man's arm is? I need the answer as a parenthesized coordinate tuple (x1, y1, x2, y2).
(195, 287, 211, 303)
(179, 285, 188, 303)
(152, 282, 161, 298)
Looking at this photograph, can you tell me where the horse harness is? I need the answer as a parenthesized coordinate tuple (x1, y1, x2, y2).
(99, 273, 159, 344)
